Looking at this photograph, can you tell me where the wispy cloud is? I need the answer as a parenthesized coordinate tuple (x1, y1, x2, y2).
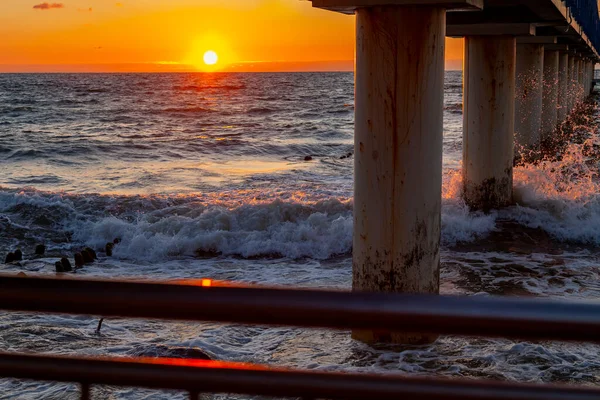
(33, 3, 64, 10)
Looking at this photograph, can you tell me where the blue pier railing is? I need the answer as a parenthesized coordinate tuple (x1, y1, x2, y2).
(1, 275, 600, 399)
(565, 0, 600, 54)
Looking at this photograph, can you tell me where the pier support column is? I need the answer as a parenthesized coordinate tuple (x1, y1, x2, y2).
(557, 52, 569, 122)
(583, 60, 588, 95)
(573, 57, 580, 106)
(587, 60, 593, 94)
(591, 61, 596, 94)
(463, 36, 515, 211)
(577, 58, 585, 103)
(568, 56, 576, 112)
(515, 44, 543, 161)
(584, 60, 588, 96)
(352, 6, 445, 344)
(541, 50, 559, 143)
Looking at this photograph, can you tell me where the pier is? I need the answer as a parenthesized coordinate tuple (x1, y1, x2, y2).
(311, 0, 599, 343)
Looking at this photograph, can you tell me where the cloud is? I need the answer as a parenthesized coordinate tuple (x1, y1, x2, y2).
(77, 7, 92, 12)
(33, 3, 64, 10)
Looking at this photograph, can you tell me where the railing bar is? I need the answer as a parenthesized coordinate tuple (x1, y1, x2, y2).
(189, 390, 200, 400)
(1, 275, 600, 343)
(0, 352, 598, 400)
(80, 383, 91, 400)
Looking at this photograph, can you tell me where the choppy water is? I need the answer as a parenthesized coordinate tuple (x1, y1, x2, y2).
(1, 72, 600, 399)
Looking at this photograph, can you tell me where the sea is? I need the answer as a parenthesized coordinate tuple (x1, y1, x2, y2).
(1, 71, 600, 399)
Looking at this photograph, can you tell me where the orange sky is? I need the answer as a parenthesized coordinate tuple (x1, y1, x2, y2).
(0, 0, 464, 72)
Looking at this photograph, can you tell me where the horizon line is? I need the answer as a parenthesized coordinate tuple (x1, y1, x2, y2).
(0, 60, 464, 73)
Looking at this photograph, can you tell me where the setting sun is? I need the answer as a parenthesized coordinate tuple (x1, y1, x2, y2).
(204, 51, 218, 66)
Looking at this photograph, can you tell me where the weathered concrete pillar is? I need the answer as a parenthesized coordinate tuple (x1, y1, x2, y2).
(575, 58, 583, 103)
(541, 50, 559, 142)
(580, 59, 585, 100)
(584, 60, 588, 96)
(573, 57, 580, 107)
(583, 60, 588, 95)
(463, 36, 515, 211)
(585, 60, 592, 95)
(352, 6, 445, 344)
(557, 52, 569, 122)
(587, 60, 593, 94)
(515, 44, 544, 161)
(591, 61, 596, 94)
(568, 56, 576, 112)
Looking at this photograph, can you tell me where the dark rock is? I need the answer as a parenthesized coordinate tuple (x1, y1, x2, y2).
(61, 257, 72, 272)
(105, 242, 114, 257)
(13, 249, 23, 261)
(85, 247, 97, 260)
(4, 252, 15, 264)
(16, 272, 27, 277)
(55, 261, 64, 273)
(195, 248, 222, 258)
(113, 238, 121, 244)
(81, 249, 94, 264)
(74, 253, 84, 268)
(35, 244, 46, 256)
(304, 156, 313, 161)
(132, 344, 212, 361)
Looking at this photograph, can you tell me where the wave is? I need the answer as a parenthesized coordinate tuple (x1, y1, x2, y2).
(3, 130, 600, 262)
(444, 103, 463, 114)
(162, 107, 214, 114)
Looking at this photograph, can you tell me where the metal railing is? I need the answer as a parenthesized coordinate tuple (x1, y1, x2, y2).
(1, 274, 600, 399)
(565, 0, 600, 53)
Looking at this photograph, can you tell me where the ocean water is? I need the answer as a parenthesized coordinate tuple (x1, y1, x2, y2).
(1, 72, 600, 399)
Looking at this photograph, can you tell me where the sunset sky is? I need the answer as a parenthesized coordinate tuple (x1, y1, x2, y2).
(0, 0, 464, 72)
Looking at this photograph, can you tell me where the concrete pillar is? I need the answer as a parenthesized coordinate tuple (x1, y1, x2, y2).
(557, 52, 569, 122)
(541, 50, 559, 142)
(586, 60, 591, 95)
(585, 60, 588, 96)
(587, 60, 592, 94)
(573, 57, 580, 106)
(463, 36, 515, 211)
(580, 59, 585, 99)
(583, 60, 588, 95)
(568, 56, 576, 112)
(515, 44, 544, 161)
(577, 58, 583, 103)
(591, 61, 596, 94)
(352, 6, 444, 344)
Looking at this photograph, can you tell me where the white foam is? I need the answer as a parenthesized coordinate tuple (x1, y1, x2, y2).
(70, 198, 354, 261)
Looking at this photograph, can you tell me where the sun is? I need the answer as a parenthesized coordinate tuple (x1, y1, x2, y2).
(203, 50, 218, 66)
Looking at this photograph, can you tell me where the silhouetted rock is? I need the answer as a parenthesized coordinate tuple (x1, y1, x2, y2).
(113, 238, 121, 244)
(304, 156, 313, 161)
(105, 242, 114, 257)
(13, 249, 22, 261)
(4, 253, 15, 264)
(35, 244, 46, 256)
(85, 247, 97, 260)
(55, 261, 64, 273)
(16, 272, 27, 277)
(195, 248, 222, 258)
(74, 253, 84, 268)
(81, 249, 94, 264)
(61, 257, 72, 272)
